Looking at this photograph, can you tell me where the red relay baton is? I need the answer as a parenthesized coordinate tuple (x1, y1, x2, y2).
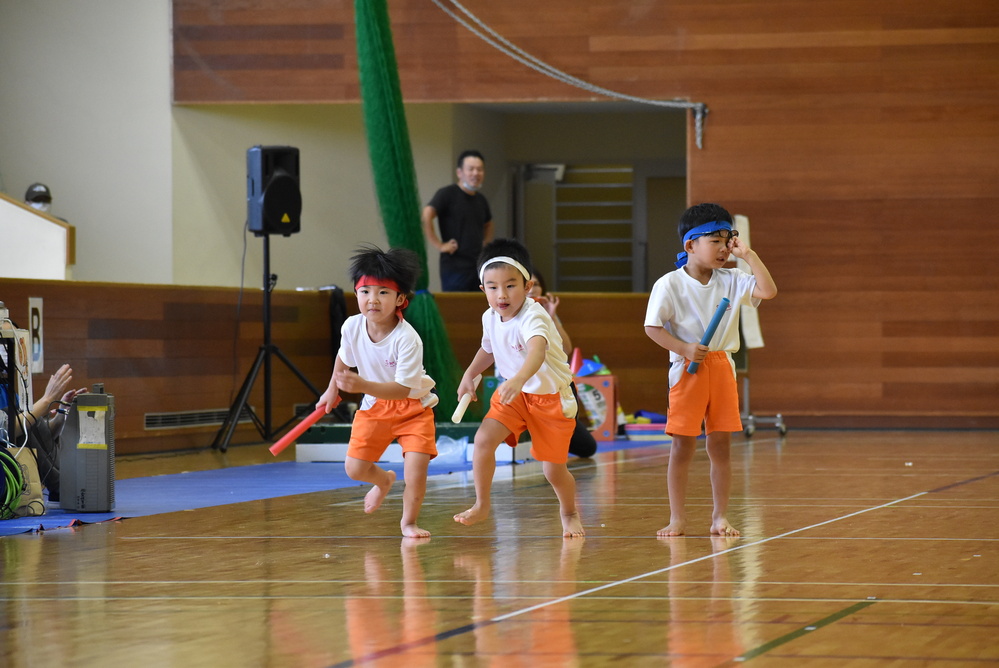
(269, 397, 340, 456)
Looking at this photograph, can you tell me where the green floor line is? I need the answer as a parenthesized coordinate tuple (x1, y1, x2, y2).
(732, 600, 876, 663)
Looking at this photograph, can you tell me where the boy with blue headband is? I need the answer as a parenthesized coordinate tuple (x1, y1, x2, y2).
(645, 203, 777, 536)
(453, 239, 584, 537)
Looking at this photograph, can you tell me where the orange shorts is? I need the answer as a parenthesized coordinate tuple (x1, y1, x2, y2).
(667, 351, 742, 437)
(347, 398, 437, 462)
(485, 392, 575, 464)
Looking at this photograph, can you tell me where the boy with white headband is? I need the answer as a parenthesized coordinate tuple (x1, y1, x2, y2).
(453, 239, 584, 537)
(317, 246, 438, 538)
(645, 203, 777, 537)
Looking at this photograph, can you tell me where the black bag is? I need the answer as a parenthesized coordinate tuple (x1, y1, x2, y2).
(26, 417, 60, 502)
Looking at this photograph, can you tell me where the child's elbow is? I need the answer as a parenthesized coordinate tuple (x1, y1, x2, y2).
(758, 286, 777, 300)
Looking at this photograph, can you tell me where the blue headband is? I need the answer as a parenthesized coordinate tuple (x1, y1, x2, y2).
(674, 221, 733, 268)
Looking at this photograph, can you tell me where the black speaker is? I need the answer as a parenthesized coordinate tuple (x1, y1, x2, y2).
(247, 145, 302, 236)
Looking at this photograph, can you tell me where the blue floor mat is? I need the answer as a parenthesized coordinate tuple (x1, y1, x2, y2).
(0, 438, 661, 535)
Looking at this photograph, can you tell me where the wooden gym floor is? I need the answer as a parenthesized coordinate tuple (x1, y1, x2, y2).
(2, 429, 998, 667)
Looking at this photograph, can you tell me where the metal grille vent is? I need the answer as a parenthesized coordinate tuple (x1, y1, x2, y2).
(144, 406, 255, 430)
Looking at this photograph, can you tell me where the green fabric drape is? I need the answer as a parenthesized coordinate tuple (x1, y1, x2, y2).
(354, 0, 473, 419)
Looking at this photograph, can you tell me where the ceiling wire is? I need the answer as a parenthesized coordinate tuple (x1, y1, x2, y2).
(429, 0, 709, 148)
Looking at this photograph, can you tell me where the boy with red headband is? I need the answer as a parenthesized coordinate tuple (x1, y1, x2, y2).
(645, 203, 777, 537)
(453, 239, 584, 537)
(317, 246, 438, 538)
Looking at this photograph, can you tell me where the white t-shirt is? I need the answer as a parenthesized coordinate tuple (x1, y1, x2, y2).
(481, 298, 573, 396)
(645, 267, 759, 381)
(338, 314, 437, 410)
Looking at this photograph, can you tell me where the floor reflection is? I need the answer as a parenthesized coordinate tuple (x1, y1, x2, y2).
(455, 538, 583, 666)
(343, 538, 437, 666)
(660, 535, 746, 667)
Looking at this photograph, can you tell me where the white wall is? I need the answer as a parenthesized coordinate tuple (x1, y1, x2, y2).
(0, 0, 173, 284)
(0, 194, 69, 280)
(171, 103, 462, 291)
(452, 106, 510, 238)
(0, 0, 469, 291)
(0, 3, 682, 291)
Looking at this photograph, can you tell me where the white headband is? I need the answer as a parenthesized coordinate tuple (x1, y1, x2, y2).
(478, 256, 531, 283)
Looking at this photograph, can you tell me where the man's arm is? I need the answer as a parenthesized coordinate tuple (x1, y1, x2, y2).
(422, 205, 457, 254)
(421, 205, 442, 252)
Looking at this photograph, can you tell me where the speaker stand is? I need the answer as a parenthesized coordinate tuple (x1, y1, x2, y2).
(212, 235, 322, 453)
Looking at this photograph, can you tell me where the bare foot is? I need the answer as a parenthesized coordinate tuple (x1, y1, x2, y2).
(401, 535, 432, 548)
(401, 523, 431, 538)
(710, 535, 739, 552)
(561, 512, 585, 538)
(364, 470, 396, 513)
(710, 518, 740, 536)
(453, 505, 489, 526)
(656, 520, 686, 537)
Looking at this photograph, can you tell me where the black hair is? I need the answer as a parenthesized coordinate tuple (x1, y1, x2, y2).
(348, 245, 421, 296)
(677, 202, 733, 240)
(457, 150, 485, 169)
(531, 268, 548, 294)
(477, 238, 533, 284)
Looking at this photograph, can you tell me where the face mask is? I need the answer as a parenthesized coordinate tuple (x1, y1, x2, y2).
(461, 181, 480, 193)
(29, 201, 52, 213)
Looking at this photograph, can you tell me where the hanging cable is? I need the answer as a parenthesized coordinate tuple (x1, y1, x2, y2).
(0, 447, 26, 519)
(429, 0, 709, 148)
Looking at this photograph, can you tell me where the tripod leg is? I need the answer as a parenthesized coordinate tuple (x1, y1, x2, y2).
(272, 346, 322, 396)
(265, 345, 327, 436)
(212, 346, 267, 452)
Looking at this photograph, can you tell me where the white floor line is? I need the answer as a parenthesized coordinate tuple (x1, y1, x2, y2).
(490, 490, 929, 622)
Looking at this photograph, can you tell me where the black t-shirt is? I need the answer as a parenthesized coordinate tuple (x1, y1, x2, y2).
(428, 184, 492, 279)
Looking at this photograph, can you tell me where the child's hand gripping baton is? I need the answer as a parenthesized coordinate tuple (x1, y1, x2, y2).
(269, 396, 341, 456)
(451, 374, 482, 423)
(686, 298, 730, 374)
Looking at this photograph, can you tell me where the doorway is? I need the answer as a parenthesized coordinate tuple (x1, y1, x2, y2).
(515, 157, 686, 292)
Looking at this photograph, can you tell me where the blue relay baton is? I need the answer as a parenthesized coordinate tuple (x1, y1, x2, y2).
(686, 298, 730, 374)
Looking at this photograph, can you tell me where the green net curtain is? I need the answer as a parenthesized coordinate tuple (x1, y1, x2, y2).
(354, 0, 474, 419)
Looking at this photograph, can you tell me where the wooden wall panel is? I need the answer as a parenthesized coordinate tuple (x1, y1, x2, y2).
(0, 279, 338, 455)
(164, 1, 999, 429)
(2, 280, 994, 458)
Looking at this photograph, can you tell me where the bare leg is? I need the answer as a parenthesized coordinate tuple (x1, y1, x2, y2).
(400, 452, 432, 538)
(657, 435, 697, 536)
(454, 418, 508, 526)
(706, 431, 740, 536)
(543, 461, 584, 537)
(345, 456, 396, 514)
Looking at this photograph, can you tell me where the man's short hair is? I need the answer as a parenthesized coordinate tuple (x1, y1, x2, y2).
(457, 150, 485, 169)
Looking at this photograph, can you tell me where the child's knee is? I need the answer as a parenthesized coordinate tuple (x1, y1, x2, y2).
(705, 432, 732, 455)
(344, 457, 371, 479)
(473, 423, 509, 449)
(543, 461, 570, 479)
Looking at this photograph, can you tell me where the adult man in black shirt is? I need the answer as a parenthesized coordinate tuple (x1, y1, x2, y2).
(422, 150, 494, 291)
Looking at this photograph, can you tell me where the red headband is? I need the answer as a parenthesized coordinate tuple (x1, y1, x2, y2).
(354, 276, 408, 320)
(355, 276, 402, 293)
